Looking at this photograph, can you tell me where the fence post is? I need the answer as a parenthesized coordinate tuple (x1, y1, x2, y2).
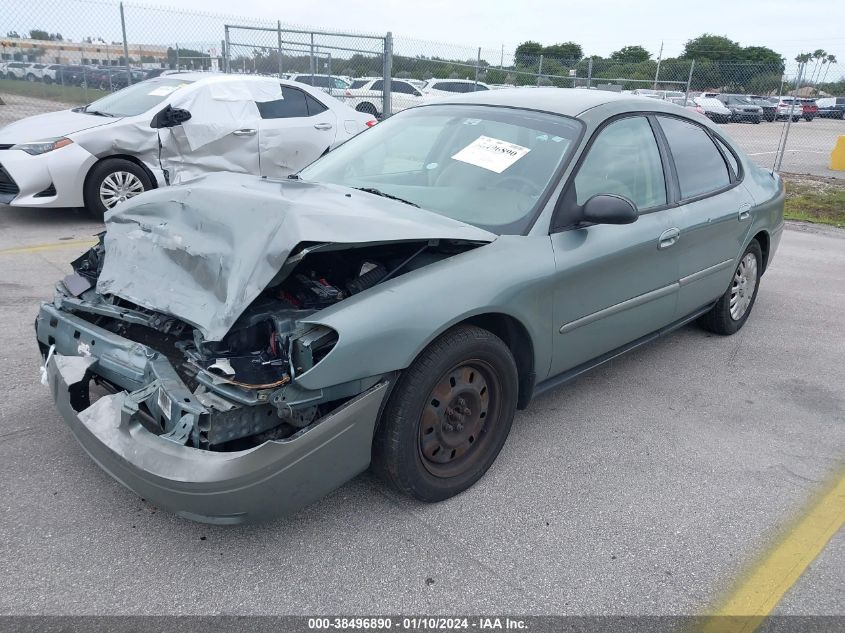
(653, 40, 663, 89)
(536, 54, 543, 87)
(175, 43, 180, 71)
(119, 2, 131, 85)
(309, 33, 315, 78)
(382, 31, 393, 117)
(223, 26, 230, 73)
(684, 59, 695, 103)
(474, 47, 480, 90)
(277, 21, 283, 78)
(587, 57, 592, 88)
(774, 62, 805, 172)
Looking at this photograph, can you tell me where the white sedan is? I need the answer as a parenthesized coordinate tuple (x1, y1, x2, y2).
(0, 73, 376, 216)
(343, 77, 426, 117)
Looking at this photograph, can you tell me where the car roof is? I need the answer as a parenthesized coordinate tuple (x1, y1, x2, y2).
(420, 87, 687, 117)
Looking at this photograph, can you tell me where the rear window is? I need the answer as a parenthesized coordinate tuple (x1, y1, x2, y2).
(350, 80, 368, 89)
(658, 116, 730, 199)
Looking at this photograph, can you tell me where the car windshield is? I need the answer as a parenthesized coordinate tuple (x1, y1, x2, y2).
(729, 96, 754, 105)
(82, 78, 194, 117)
(300, 104, 583, 235)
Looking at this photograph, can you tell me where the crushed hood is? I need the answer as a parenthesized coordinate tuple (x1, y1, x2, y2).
(0, 109, 118, 144)
(96, 172, 495, 340)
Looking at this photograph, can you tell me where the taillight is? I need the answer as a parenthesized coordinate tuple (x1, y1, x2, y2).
(365, 120, 378, 127)
(345, 89, 351, 96)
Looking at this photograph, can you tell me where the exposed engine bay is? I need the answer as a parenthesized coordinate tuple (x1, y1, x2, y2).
(53, 235, 482, 451)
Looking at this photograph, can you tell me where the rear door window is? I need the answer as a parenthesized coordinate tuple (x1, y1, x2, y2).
(257, 86, 310, 119)
(658, 116, 730, 199)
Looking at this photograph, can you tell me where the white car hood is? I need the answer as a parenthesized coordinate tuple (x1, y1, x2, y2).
(0, 109, 119, 144)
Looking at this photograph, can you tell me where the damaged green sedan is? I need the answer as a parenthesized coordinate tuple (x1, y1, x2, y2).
(35, 90, 784, 523)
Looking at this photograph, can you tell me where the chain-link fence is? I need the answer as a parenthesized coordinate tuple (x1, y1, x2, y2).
(1, 0, 843, 178)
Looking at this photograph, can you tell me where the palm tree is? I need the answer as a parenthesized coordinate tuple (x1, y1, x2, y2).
(820, 54, 838, 86)
(810, 49, 828, 84)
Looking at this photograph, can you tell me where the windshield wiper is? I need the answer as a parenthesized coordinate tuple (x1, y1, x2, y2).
(353, 187, 419, 208)
(82, 107, 114, 117)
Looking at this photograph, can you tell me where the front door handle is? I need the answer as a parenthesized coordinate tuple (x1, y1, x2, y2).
(313, 122, 333, 130)
(658, 227, 681, 249)
(232, 128, 257, 136)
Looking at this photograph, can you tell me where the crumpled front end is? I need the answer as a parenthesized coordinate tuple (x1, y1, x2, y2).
(36, 299, 391, 524)
(35, 225, 489, 522)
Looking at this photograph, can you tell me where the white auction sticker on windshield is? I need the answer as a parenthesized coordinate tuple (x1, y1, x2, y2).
(451, 135, 531, 173)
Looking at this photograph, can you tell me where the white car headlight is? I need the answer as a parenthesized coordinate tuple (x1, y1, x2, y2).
(10, 137, 73, 156)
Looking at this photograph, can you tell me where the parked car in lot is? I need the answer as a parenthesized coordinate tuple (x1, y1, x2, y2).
(287, 73, 350, 98)
(667, 97, 708, 118)
(34, 88, 784, 523)
(817, 96, 845, 119)
(774, 97, 804, 122)
(421, 79, 491, 96)
(343, 76, 425, 116)
(714, 94, 762, 123)
(1, 61, 31, 80)
(798, 98, 818, 121)
(0, 73, 375, 216)
(693, 96, 732, 123)
(747, 95, 777, 122)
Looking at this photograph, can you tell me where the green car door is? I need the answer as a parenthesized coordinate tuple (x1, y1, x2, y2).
(655, 115, 757, 319)
(548, 115, 680, 376)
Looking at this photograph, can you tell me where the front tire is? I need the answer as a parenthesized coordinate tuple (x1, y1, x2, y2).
(372, 325, 518, 502)
(699, 240, 763, 335)
(84, 158, 152, 220)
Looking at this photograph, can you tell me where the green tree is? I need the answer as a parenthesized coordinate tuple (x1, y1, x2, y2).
(610, 45, 651, 63)
(29, 29, 50, 40)
(681, 34, 743, 61)
(542, 42, 583, 62)
(514, 41, 543, 65)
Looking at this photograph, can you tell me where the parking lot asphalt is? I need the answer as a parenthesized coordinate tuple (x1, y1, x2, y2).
(0, 205, 842, 617)
(722, 117, 845, 179)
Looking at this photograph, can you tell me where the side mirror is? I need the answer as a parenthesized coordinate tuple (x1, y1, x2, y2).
(581, 194, 638, 225)
(150, 105, 192, 129)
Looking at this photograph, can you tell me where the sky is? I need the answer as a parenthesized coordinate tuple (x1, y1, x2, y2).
(173, 0, 843, 66)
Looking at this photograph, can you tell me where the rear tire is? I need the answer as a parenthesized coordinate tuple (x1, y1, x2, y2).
(372, 325, 518, 502)
(698, 240, 763, 336)
(84, 158, 152, 220)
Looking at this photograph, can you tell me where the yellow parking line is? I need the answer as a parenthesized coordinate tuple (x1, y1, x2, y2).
(699, 468, 845, 633)
(0, 238, 96, 256)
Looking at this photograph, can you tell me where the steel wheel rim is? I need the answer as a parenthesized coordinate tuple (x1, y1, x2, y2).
(418, 360, 500, 479)
(99, 171, 145, 209)
(730, 252, 758, 320)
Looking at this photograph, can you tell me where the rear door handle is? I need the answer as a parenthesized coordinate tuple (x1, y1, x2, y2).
(738, 204, 751, 221)
(658, 227, 681, 249)
(313, 122, 333, 130)
(232, 128, 257, 136)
